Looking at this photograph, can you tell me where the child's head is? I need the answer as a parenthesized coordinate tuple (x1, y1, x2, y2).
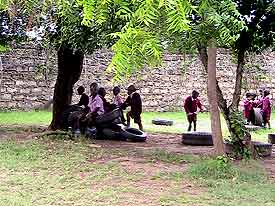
(113, 86, 120, 96)
(77, 86, 85, 95)
(192, 90, 199, 99)
(90, 82, 99, 96)
(127, 85, 137, 95)
(259, 89, 263, 96)
(98, 87, 106, 97)
(264, 90, 270, 97)
(245, 92, 254, 100)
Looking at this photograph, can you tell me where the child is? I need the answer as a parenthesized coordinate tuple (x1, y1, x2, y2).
(98, 87, 112, 112)
(72, 83, 104, 134)
(86, 83, 105, 125)
(121, 85, 143, 131)
(261, 90, 272, 128)
(243, 93, 255, 125)
(113, 86, 123, 107)
(183, 90, 203, 131)
(76, 86, 89, 109)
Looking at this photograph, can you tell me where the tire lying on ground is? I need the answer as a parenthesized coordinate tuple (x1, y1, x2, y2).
(182, 132, 213, 146)
(253, 108, 263, 126)
(152, 119, 173, 126)
(62, 105, 83, 129)
(268, 134, 275, 144)
(253, 141, 272, 157)
(120, 127, 147, 142)
(101, 128, 127, 141)
(95, 109, 122, 125)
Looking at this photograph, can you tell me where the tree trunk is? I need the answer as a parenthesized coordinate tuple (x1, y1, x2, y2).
(197, 46, 228, 114)
(49, 47, 84, 130)
(207, 42, 225, 155)
(229, 49, 246, 111)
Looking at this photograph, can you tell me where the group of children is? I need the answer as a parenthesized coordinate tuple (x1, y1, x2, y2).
(243, 89, 272, 128)
(73, 86, 272, 133)
(72, 83, 143, 134)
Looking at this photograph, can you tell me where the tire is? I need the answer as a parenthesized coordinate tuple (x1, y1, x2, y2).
(61, 105, 83, 129)
(253, 141, 272, 157)
(268, 134, 275, 144)
(120, 127, 147, 142)
(182, 132, 213, 146)
(253, 108, 263, 126)
(152, 119, 173, 126)
(95, 109, 122, 125)
(101, 128, 127, 141)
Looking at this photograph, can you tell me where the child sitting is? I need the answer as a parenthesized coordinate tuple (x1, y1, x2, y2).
(183, 90, 203, 131)
(121, 85, 143, 131)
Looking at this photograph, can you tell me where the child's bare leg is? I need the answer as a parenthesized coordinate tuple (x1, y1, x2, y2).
(137, 121, 143, 131)
(126, 112, 131, 127)
(188, 121, 192, 131)
(268, 121, 271, 129)
(193, 121, 197, 131)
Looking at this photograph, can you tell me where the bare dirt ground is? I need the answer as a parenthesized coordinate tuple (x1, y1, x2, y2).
(0, 125, 274, 182)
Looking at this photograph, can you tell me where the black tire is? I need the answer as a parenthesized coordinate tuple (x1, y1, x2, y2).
(268, 134, 275, 144)
(95, 109, 122, 125)
(120, 127, 147, 142)
(182, 132, 213, 146)
(253, 108, 263, 126)
(253, 141, 272, 157)
(61, 105, 83, 129)
(152, 119, 173, 126)
(101, 128, 127, 141)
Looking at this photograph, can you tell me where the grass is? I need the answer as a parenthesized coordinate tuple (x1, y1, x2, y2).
(0, 110, 274, 142)
(0, 136, 274, 206)
(186, 158, 275, 206)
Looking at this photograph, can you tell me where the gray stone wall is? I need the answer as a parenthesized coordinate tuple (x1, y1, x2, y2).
(0, 44, 274, 111)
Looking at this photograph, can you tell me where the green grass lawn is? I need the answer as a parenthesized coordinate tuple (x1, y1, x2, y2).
(0, 138, 274, 206)
(0, 110, 274, 142)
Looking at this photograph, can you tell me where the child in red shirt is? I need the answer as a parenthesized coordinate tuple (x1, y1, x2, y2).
(183, 90, 203, 131)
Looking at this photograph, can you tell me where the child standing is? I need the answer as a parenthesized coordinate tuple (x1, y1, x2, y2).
(261, 90, 272, 128)
(183, 90, 203, 131)
(113, 86, 123, 107)
(243, 93, 255, 125)
(121, 85, 143, 131)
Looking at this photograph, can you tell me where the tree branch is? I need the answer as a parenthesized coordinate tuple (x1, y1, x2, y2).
(229, 49, 245, 111)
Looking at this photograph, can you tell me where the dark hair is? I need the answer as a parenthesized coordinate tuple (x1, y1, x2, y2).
(90, 82, 98, 88)
(113, 86, 120, 93)
(77, 86, 85, 94)
(264, 90, 270, 96)
(192, 90, 199, 96)
(246, 92, 251, 98)
(98, 87, 106, 97)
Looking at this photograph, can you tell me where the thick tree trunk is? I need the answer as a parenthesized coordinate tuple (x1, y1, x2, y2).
(207, 43, 225, 155)
(198, 46, 228, 114)
(49, 47, 84, 130)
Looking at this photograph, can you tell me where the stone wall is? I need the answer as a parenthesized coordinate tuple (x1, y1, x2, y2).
(0, 44, 275, 111)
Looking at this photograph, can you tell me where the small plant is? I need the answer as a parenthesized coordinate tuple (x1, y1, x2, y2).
(228, 112, 252, 159)
(187, 156, 236, 180)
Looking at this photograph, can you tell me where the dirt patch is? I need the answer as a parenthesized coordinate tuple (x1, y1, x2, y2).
(94, 133, 214, 155)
